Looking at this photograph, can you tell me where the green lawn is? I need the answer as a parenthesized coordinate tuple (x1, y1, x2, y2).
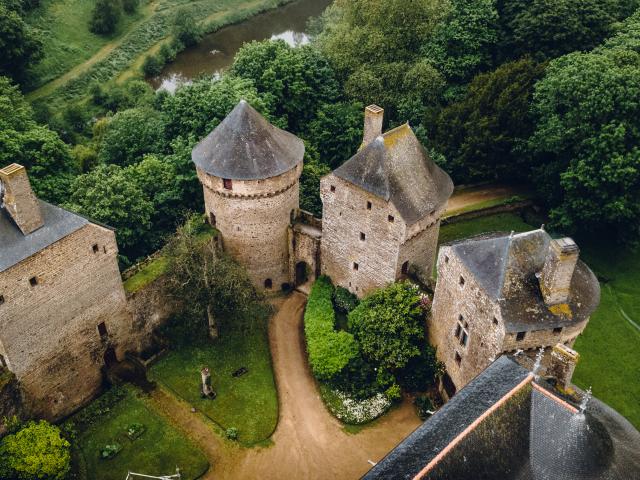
(149, 317, 278, 446)
(72, 386, 209, 480)
(437, 212, 640, 429)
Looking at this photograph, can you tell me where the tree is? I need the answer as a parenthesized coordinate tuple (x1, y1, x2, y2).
(0, 421, 70, 480)
(89, 0, 121, 35)
(231, 40, 341, 133)
(435, 57, 546, 183)
(0, 2, 43, 81)
(164, 216, 264, 339)
(122, 0, 138, 14)
(348, 282, 424, 371)
(65, 164, 154, 256)
(98, 108, 168, 165)
(173, 8, 201, 47)
(300, 147, 330, 217)
(0, 77, 75, 203)
(529, 15, 640, 241)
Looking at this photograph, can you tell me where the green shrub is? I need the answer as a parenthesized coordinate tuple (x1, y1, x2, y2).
(225, 427, 238, 440)
(159, 43, 177, 63)
(142, 54, 163, 77)
(384, 383, 402, 403)
(122, 0, 138, 14)
(414, 394, 435, 420)
(396, 344, 444, 392)
(89, 0, 121, 35)
(333, 286, 359, 313)
(304, 276, 359, 380)
(327, 355, 380, 400)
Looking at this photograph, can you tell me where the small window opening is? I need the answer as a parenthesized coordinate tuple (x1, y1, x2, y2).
(330, 185, 336, 192)
(223, 178, 233, 190)
(553, 327, 563, 334)
(454, 324, 462, 339)
(0, 295, 4, 305)
(366, 201, 372, 210)
(0, 354, 6, 368)
(455, 352, 462, 366)
(97, 322, 108, 338)
(92, 244, 99, 253)
(493, 317, 499, 325)
(360, 232, 366, 241)
(401, 261, 409, 275)
(444, 255, 449, 263)
(388, 215, 395, 223)
(459, 276, 465, 287)
(29, 276, 38, 287)
(264, 279, 273, 289)
(461, 331, 468, 347)
(516, 331, 526, 341)
(209, 212, 217, 226)
(290, 209, 295, 223)
(458, 314, 464, 322)
(353, 262, 359, 271)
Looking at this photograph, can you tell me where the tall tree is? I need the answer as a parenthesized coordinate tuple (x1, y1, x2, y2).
(0, 1, 43, 81)
(89, 0, 121, 35)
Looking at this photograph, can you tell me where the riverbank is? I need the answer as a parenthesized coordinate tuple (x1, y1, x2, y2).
(26, 0, 296, 109)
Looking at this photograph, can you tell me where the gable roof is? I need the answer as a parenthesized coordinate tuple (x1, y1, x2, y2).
(0, 201, 88, 272)
(332, 124, 453, 225)
(191, 100, 305, 180)
(448, 230, 600, 332)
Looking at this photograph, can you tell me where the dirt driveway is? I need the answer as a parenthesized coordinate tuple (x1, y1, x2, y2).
(207, 291, 421, 479)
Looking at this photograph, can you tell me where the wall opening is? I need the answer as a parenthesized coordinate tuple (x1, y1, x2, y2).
(442, 372, 456, 397)
(264, 278, 273, 289)
(29, 276, 38, 287)
(295, 262, 309, 286)
(401, 261, 409, 275)
(0, 295, 4, 305)
(98, 322, 108, 338)
(516, 331, 526, 341)
(209, 212, 216, 226)
(290, 209, 295, 223)
(0, 354, 6, 368)
(92, 244, 99, 253)
(103, 347, 117, 368)
(223, 178, 233, 190)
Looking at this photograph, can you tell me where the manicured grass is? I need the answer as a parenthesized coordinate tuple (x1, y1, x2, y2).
(73, 386, 209, 480)
(149, 316, 278, 445)
(437, 212, 640, 429)
(443, 194, 530, 218)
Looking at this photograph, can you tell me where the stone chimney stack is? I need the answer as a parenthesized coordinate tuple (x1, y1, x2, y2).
(539, 237, 579, 305)
(361, 104, 384, 148)
(547, 343, 580, 390)
(0, 163, 44, 235)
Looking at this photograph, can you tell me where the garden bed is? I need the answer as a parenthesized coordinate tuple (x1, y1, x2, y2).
(319, 384, 392, 425)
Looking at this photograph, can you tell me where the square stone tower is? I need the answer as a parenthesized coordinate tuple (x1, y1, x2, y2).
(320, 106, 454, 297)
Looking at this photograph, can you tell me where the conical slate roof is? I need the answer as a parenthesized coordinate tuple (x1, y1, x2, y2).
(333, 124, 453, 225)
(191, 100, 304, 180)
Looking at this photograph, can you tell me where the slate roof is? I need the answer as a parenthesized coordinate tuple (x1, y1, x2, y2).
(332, 124, 453, 225)
(0, 201, 88, 272)
(191, 100, 305, 180)
(447, 230, 600, 332)
(364, 356, 640, 480)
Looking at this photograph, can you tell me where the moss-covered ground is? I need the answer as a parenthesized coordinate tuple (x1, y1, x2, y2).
(438, 212, 640, 429)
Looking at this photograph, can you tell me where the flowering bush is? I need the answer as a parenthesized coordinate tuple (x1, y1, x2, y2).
(324, 388, 392, 424)
(100, 443, 122, 459)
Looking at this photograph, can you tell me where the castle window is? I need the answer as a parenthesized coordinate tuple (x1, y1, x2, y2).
(401, 261, 409, 275)
(516, 331, 526, 341)
(366, 201, 372, 210)
(455, 316, 469, 347)
(97, 322, 108, 338)
(0, 295, 4, 305)
(264, 279, 273, 289)
(461, 331, 468, 347)
(455, 352, 462, 366)
(493, 317, 498, 325)
(388, 215, 395, 223)
(353, 262, 359, 271)
(29, 276, 38, 287)
(553, 327, 563, 334)
(330, 185, 336, 192)
(360, 232, 366, 241)
(444, 255, 449, 263)
(92, 244, 99, 253)
(459, 276, 465, 287)
(103, 246, 107, 254)
(209, 212, 217, 226)
(223, 178, 233, 190)
(454, 324, 462, 339)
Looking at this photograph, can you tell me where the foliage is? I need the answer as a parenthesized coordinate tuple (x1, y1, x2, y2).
(333, 286, 359, 314)
(225, 427, 238, 440)
(231, 40, 341, 133)
(303, 276, 359, 380)
(414, 394, 435, 420)
(173, 8, 201, 47)
(100, 443, 122, 459)
(0, 421, 70, 480)
(64, 386, 128, 433)
(142, 54, 163, 77)
(529, 15, 640, 241)
(319, 384, 391, 425)
(89, 0, 122, 35)
(122, 0, 138, 14)
(299, 148, 330, 217)
(384, 383, 402, 403)
(348, 282, 424, 371)
(435, 58, 546, 183)
(396, 344, 444, 392)
(0, 1, 43, 81)
(326, 355, 379, 400)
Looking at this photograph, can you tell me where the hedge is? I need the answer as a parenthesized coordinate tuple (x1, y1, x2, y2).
(303, 276, 358, 380)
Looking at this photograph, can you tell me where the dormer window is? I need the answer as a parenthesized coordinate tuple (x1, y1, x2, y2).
(223, 178, 233, 190)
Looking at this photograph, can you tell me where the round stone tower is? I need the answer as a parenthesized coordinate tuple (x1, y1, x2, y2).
(192, 100, 304, 290)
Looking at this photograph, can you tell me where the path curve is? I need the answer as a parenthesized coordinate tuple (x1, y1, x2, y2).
(212, 292, 421, 479)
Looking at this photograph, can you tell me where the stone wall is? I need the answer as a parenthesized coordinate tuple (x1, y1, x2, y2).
(289, 222, 322, 286)
(397, 218, 442, 285)
(0, 224, 131, 420)
(197, 164, 302, 291)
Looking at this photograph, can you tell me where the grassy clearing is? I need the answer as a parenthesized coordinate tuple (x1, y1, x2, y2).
(72, 386, 208, 480)
(437, 212, 640, 429)
(149, 314, 278, 446)
(443, 194, 530, 218)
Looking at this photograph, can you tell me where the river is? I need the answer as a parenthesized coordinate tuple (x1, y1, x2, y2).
(150, 0, 333, 92)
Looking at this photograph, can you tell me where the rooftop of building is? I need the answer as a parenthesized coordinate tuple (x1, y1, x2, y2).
(364, 356, 640, 480)
(332, 123, 454, 225)
(191, 100, 305, 181)
(444, 230, 600, 332)
(0, 200, 89, 273)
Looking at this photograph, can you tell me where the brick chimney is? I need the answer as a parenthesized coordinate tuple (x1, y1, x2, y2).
(547, 343, 579, 390)
(0, 164, 44, 235)
(361, 104, 384, 148)
(539, 237, 579, 305)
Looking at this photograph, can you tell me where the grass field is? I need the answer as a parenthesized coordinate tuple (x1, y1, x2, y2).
(438, 212, 640, 429)
(73, 386, 208, 480)
(149, 315, 278, 445)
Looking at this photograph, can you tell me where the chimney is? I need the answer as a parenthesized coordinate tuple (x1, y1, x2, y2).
(539, 237, 579, 305)
(0, 164, 44, 235)
(361, 104, 384, 148)
(547, 343, 579, 390)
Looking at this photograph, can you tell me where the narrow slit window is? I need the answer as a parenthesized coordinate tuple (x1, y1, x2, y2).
(493, 317, 498, 325)
(360, 232, 366, 241)
(353, 262, 359, 271)
(461, 331, 468, 347)
(401, 261, 409, 275)
(455, 352, 462, 366)
(459, 276, 465, 287)
(366, 201, 372, 210)
(444, 255, 449, 263)
(92, 244, 99, 253)
(97, 322, 108, 338)
(454, 324, 462, 339)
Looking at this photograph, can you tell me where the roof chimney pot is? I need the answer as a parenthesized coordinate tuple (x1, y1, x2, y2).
(0, 164, 44, 235)
(362, 104, 384, 148)
(539, 237, 579, 306)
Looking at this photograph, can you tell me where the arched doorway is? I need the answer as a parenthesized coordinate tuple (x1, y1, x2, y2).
(103, 347, 117, 368)
(295, 261, 308, 286)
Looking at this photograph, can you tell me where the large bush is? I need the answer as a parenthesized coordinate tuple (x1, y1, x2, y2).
(303, 276, 359, 380)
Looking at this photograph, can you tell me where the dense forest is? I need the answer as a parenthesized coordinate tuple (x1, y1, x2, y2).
(2, 0, 640, 265)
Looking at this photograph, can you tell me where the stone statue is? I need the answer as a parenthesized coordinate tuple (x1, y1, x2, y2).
(200, 367, 216, 399)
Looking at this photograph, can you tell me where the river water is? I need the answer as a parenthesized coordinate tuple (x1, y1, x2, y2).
(150, 0, 333, 92)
